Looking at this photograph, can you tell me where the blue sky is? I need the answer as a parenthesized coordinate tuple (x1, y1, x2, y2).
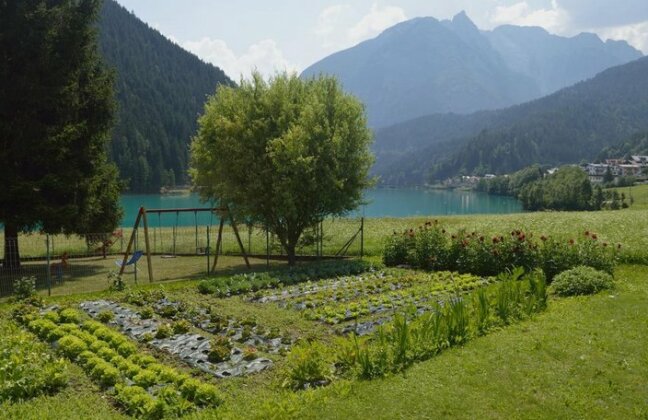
(114, 0, 648, 79)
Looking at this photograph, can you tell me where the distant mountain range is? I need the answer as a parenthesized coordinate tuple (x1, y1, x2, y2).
(302, 12, 642, 129)
(373, 56, 648, 185)
(98, 0, 232, 192)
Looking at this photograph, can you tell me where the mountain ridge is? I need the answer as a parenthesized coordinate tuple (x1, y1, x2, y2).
(372, 56, 648, 184)
(302, 12, 642, 129)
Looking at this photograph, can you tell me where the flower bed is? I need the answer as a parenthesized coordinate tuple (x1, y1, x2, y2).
(384, 222, 618, 279)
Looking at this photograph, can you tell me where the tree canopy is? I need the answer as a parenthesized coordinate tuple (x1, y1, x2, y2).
(0, 0, 122, 269)
(190, 72, 374, 264)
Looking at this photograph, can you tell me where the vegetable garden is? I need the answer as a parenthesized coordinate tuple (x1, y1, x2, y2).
(1, 219, 645, 419)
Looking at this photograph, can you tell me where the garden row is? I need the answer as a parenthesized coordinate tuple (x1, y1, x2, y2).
(385, 222, 618, 279)
(255, 269, 492, 328)
(197, 259, 379, 297)
(79, 299, 275, 379)
(280, 268, 549, 389)
(12, 304, 223, 418)
(0, 317, 69, 404)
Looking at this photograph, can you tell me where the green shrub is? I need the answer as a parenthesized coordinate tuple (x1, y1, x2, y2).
(114, 384, 158, 417)
(552, 266, 614, 296)
(128, 353, 157, 367)
(383, 233, 412, 266)
(11, 304, 39, 325)
(155, 324, 173, 339)
(96, 346, 119, 362)
(133, 369, 159, 389)
(89, 359, 121, 387)
(207, 336, 232, 363)
(242, 346, 258, 361)
(58, 335, 88, 360)
(281, 341, 332, 390)
(82, 320, 105, 333)
(117, 341, 137, 358)
(155, 386, 195, 417)
(89, 339, 110, 353)
(47, 327, 67, 342)
(139, 306, 155, 320)
(13, 276, 36, 300)
(172, 319, 192, 335)
(97, 310, 115, 323)
(27, 318, 58, 340)
(192, 383, 223, 407)
(43, 311, 61, 324)
(58, 308, 82, 324)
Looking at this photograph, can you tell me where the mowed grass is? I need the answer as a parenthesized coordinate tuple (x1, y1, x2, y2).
(611, 183, 648, 210)
(235, 264, 648, 420)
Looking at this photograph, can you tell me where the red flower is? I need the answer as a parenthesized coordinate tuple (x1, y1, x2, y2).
(479, 236, 485, 242)
(568, 239, 574, 245)
(584, 230, 590, 236)
(492, 237, 499, 244)
(591, 234, 598, 241)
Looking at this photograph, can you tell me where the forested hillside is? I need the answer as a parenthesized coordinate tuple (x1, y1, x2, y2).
(430, 57, 648, 180)
(98, 0, 232, 192)
(372, 57, 648, 184)
(599, 132, 648, 158)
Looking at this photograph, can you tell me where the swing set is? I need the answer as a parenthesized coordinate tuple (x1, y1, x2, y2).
(118, 206, 250, 282)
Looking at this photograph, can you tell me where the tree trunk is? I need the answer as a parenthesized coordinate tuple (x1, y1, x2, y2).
(3, 223, 20, 270)
(286, 243, 297, 266)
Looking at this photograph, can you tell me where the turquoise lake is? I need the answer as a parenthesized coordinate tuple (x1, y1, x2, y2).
(120, 189, 523, 227)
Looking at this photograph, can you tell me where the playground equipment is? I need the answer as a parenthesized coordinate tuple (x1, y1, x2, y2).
(118, 206, 250, 282)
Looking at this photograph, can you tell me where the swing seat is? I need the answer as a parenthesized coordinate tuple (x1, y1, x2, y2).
(116, 251, 144, 270)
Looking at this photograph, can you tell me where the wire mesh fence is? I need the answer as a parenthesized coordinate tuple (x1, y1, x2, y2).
(0, 218, 365, 298)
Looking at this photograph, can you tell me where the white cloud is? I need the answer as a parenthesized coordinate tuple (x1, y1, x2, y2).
(183, 38, 298, 80)
(598, 21, 648, 54)
(315, 4, 352, 38)
(314, 3, 407, 51)
(347, 4, 407, 44)
(490, 0, 570, 33)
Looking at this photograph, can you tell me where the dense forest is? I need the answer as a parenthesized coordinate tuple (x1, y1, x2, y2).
(598, 131, 648, 159)
(371, 56, 648, 185)
(98, 0, 232, 192)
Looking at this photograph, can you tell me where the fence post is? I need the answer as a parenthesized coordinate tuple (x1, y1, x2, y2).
(206, 225, 211, 275)
(134, 229, 138, 285)
(266, 227, 270, 268)
(46, 234, 51, 296)
(360, 217, 364, 260)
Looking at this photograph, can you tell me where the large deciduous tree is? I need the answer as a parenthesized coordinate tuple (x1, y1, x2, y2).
(0, 0, 122, 270)
(190, 72, 374, 265)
